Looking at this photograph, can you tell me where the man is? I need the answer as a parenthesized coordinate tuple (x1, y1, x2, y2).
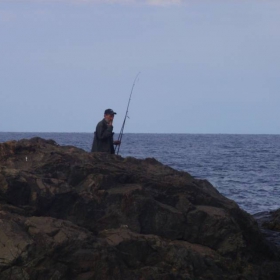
(91, 109, 121, 154)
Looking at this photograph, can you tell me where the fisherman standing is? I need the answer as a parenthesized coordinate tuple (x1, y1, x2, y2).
(91, 109, 121, 154)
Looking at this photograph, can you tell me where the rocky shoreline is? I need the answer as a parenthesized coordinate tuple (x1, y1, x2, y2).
(0, 137, 280, 279)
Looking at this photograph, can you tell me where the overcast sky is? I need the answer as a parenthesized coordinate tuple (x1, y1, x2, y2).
(1, 0, 280, 133)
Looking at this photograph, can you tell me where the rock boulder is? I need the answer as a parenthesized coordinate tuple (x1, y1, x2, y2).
(0, 137, 280, 279)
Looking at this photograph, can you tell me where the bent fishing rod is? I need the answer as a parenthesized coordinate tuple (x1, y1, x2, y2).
(115, 72, 140, 155)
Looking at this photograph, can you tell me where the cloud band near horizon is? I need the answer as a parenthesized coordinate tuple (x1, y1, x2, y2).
(4, 0, 184, 6)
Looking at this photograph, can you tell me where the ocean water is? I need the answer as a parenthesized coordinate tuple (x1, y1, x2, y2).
(0, 132, 280, 215)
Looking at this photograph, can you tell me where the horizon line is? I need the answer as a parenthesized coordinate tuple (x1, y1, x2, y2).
(1, 131, 280, 136)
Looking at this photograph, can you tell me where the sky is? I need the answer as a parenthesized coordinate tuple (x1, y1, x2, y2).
(0, 0, 280, 134)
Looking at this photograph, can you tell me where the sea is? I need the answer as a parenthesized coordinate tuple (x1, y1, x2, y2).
(0, 132, 279, 215)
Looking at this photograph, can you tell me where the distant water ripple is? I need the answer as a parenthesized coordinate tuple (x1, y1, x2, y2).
(1, 132, 279, 214)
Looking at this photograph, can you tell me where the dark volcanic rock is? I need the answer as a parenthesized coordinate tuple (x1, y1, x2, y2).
(254, 210, 280, 250)
(0, 137, 280, 279)
(262, 209, 280, 232)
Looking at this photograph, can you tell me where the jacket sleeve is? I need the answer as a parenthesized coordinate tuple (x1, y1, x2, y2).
(95, 122, 113, 140)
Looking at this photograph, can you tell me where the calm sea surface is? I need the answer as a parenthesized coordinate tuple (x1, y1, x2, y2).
(1, 132, 280, 215)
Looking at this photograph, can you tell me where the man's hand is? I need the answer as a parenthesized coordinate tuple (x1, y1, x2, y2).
(113, 140, 121, 145)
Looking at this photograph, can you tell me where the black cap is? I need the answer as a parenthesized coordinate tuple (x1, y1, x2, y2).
(104, 109, 117, 115)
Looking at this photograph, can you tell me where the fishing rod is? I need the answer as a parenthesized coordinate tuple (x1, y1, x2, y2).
(115, 72, 140, 155)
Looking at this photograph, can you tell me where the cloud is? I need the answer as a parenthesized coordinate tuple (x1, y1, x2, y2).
(103, 0, 184, 5)
(72, 0, 183, 3)
(3, 0, 184, 6)
(0, 11, 17, 22)
(146, 0, 183, 6)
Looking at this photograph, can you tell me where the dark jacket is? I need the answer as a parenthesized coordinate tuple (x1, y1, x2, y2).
(91, 119, 115, 154)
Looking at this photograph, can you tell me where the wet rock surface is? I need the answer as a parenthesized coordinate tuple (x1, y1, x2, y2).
(0, 137, 280, 279)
